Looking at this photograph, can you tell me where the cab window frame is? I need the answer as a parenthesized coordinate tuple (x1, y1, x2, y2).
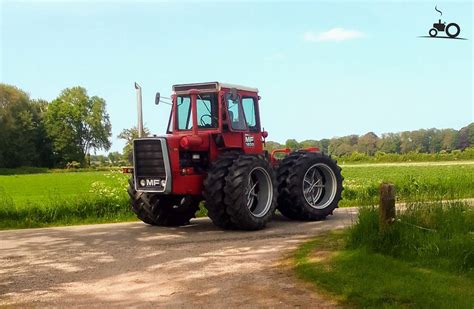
(224, 92, 248, 131)
(241, 96, 260, 133)
(174, 93, 219, 131)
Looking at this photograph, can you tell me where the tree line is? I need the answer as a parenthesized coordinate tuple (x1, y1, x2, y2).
(265, 124, 474, 156)
(1, 83, 472, 169)
(0, 84, 111, 168)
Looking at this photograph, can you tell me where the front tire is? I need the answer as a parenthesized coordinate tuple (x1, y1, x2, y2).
(277, 152, 343, 220)
(128, 178, 199, 226)
(429, 28, 438, 37)
(223, 155, 277, 230)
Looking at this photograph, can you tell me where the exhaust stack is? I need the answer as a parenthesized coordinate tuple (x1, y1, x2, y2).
(134, 82, 144, 138)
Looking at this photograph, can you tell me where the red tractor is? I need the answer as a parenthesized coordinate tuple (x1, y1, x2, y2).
(127, 82, 343, 230)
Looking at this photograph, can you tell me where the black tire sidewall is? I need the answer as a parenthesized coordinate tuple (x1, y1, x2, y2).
(224, 155, 277, 230)
(128, 177, 199, 226)
(128, 177, 156, 225)
(446, 23, 460, 38)
(203, 151, 241, 229)
(429, 28, 437, 37)
(287, 153, 343, 219)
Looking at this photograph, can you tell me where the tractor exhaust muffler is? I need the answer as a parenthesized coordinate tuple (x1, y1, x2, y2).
(134, 82, 144, 138)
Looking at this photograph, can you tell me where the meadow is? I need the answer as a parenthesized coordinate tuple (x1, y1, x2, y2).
(294, 200, 474, 308)
(0, 171, 133, 229)
(0, 161, 473, 229)
(339, 161, 474, 206)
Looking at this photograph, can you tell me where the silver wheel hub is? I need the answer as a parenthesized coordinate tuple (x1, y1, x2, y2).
(302, 163, 337, 209)
(246, 167, 273, 218)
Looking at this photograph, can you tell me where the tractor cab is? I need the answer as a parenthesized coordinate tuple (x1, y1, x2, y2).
(132, 82, 266, 196)
(165, 82, 265, 155)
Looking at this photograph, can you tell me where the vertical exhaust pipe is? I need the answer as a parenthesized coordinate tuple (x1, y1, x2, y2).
(134, 82, 144, 138)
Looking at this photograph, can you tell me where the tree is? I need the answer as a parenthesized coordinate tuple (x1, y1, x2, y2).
(45, 87, 112, 166)
(264, 141, 282, 153)
(400, 131, 416, 153)
(118, 126, 150, 162)
(0, 84, 54, 168)
(439, 129, 458, 151)
(108, 151, 122, 166)
(319, 139, 330, 153)
(300, 139, 320, 149)
(358, 132, 379, 155)
(329, 135, 358, 156)
(378, 133, 401, 153)
(285, 139, 300, 150)
(458, 123, 474, 150)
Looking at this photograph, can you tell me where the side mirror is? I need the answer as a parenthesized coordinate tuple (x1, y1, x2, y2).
(155, 92, 161, 105)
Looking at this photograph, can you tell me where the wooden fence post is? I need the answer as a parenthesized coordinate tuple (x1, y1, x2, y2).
(379, 183, 396, 232)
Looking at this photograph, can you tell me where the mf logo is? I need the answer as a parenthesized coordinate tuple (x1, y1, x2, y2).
(139, 179, 160, 187)
(245, 134, 255, 147)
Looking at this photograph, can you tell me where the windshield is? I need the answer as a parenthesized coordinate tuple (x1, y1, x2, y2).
(176, 93, 218, 130)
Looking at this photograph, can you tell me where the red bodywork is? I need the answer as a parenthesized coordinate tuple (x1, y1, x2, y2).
(163, 86, 264, 196)
(128, 82, 319, 197)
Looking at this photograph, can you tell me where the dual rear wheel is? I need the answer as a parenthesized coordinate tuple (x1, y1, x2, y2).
(277, 152, 343, 220)
(203, 154, 276, 230)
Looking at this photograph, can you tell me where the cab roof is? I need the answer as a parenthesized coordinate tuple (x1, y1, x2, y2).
(172, 82, 258, 94)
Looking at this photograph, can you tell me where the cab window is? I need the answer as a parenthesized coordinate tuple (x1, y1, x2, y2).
(176, 93, 218, 130)
(177, 96, 192, 130)
(242, 97, 259, 132)
(197, 94, 218, 128)
(226, 93, 247, 130)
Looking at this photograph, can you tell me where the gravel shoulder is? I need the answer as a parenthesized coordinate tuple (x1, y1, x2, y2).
(0, 208, 357, 308)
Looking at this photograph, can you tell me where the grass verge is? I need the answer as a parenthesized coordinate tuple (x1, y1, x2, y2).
(0, 194, 136, 230)
(294, 201, 474, 308)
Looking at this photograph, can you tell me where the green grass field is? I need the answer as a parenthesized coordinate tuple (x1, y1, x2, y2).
(0, 161, 473, 229)
(294, 200, 474, 308)
(0, 171, 123, 204)
(0, 171, 133, 229)
(340, 162, 474, 206)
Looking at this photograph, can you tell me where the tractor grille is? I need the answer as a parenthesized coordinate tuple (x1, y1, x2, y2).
(133, 138, 170, 192)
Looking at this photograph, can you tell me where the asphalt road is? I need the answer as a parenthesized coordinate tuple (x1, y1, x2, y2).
(0, 208, 357, 308)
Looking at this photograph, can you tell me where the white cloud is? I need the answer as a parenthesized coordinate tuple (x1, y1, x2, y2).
(303, 28, 366, 42)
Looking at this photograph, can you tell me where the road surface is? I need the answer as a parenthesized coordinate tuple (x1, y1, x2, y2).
(0, 208, 357, 308)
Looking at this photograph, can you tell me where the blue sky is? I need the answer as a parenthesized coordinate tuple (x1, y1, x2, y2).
(1, 1, 473, 154)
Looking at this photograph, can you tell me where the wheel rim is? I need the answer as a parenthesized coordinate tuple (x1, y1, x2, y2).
(246, 167, 273, 217)
(302, 163, 337, 209)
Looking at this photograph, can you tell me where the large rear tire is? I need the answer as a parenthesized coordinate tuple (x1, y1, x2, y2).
(277, 152, 343, 220)
(203, 151, 240, 229)
(223, 155, 277, 230)
(276, 151, 306, 218)
(128, 178, 199, 226)
(446, 23, 460, 38)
